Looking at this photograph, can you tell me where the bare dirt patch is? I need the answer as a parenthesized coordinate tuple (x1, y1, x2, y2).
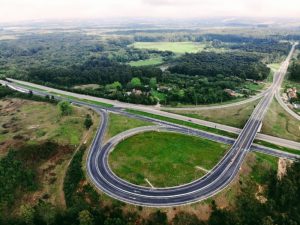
(277, 157, 293, 179)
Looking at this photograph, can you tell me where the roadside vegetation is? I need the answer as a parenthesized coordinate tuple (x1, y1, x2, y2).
(109, 131, 229, 187)
(262, 100, 300, 142)
(283, 52, 300, 112)
(166, 100, 259, 128)
(126, 109, 238, 138)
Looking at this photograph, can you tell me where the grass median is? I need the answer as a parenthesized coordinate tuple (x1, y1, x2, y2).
(126, 109, 238, 138)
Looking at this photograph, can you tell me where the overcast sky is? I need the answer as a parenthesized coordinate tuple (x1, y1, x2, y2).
(0, 0, 300, 23)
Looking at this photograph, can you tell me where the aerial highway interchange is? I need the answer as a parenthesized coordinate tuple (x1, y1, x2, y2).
(1, 43, 299, 207)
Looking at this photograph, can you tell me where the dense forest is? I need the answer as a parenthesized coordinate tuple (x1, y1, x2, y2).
(0, 31, 294, 105)
(169, 52, 270, 80)
(24, 50, 270, 105)
(289, 55, 300, 81)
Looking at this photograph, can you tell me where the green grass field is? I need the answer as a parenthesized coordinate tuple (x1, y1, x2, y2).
(104, 113, 153, 141)
(109, 132, 229, 187)
(132, 42, 206, 54)
(128, 57, 163, 67)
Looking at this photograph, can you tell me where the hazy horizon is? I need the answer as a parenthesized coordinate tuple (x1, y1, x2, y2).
(1, 0, 300, 23)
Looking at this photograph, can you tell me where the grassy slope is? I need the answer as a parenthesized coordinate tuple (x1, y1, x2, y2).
(132, 42, 205, 54)
(262, 100, 300, 142)
(167, 100, 259, 129)
(250, 152, 278, 184)
(0, 98, 97, 209)
(104, 113, 153, 141)
(109, 132, 229, 187)
(0, 98, 88, 148)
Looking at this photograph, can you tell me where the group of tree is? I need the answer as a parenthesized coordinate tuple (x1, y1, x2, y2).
(84, 114, 93, 129)
(27, 57, 163, 87)
(0, 142, 59, 215)
(209, 162, 300, 225)
(169, 51, 270, 80)
(25, 59, 161, 105)
(58, 101, 73, 116)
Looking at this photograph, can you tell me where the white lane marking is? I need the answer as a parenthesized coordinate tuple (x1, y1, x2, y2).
(195, 166, 210, 173)
(145, 178, 155, 189)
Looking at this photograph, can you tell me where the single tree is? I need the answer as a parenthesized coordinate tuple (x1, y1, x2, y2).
(58, 101, 73, 116)
(130, 77, 142, 88)
(84, 114, 93, 129)
(149, 77, 157, 89)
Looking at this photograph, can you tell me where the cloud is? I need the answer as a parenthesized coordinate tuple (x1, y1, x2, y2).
(142, 0, 199, 6)
(0, 0, 300, 23)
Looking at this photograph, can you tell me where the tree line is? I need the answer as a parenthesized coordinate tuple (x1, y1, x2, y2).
(289, 57, 300, 81)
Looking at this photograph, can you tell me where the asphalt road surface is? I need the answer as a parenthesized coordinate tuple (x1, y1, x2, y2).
(3, 78, 300, 150)
(1, 43, 299, 206)
(84, 43, 298, 206)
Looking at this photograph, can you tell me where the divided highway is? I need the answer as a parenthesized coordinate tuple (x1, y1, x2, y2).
(5, 78, 300, 150)
(1, 43, 299, 206)
(83, 43, 298, 206)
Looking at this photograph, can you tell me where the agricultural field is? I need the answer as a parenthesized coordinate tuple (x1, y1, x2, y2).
(131, 42, 206, 54)
(109, 132, 229, 187)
